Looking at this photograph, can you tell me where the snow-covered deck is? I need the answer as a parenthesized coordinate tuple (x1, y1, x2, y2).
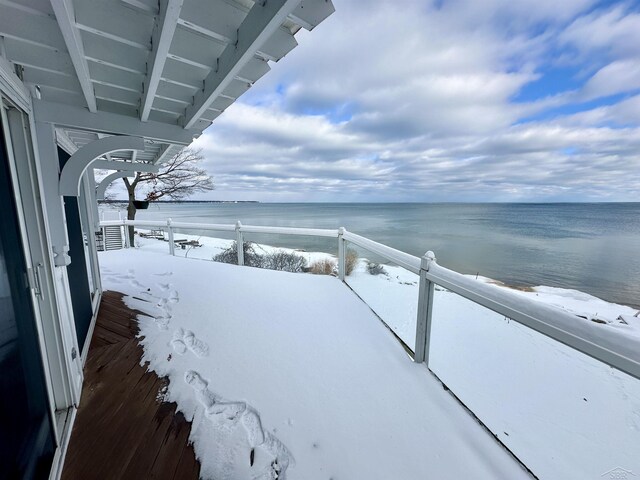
(101, 249, 530, 479)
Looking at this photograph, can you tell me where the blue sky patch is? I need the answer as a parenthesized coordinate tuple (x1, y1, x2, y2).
(514, 65, 585, 103)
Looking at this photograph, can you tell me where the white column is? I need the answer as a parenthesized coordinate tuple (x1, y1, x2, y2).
(414, 251, 437, 364)
(338, 227, 346, 281)
(236, 221, 244, 266)
(33, 121, 71, 266)
(167, 218, 175, 256)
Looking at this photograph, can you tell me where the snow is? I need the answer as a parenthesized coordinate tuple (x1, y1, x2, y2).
(100, 248, 529, 480)
(347, 264, 640, 479)
(100, 232, 640, 479)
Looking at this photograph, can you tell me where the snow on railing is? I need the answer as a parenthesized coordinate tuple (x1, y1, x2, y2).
(99, 218, 640, 381)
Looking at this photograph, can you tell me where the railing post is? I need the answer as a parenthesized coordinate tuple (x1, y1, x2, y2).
(101, 226, 106, 252)
(167, 218, 175, 256)
(415, 251, 436, 364)
(123, 222, 130, 248)
(338, 227, 346, 281)
(236, 221, 244, 266)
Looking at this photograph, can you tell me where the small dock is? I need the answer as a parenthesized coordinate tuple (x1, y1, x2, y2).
(61, 291, 200, 480)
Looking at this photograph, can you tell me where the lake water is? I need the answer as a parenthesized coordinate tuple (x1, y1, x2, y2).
(104, 202, 640, 308)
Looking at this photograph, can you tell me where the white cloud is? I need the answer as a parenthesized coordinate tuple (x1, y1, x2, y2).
(581, 59, 640, 100)
(559, 4, 640, 59)
(186, 0, 640, 202)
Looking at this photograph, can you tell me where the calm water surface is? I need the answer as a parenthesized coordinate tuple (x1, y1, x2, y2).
(117, 202, 640, 308)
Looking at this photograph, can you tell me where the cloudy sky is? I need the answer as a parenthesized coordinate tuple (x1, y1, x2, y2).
(190, 0, 640, 202)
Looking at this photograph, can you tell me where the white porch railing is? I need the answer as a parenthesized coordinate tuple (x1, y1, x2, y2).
(99, 218, 640, 382)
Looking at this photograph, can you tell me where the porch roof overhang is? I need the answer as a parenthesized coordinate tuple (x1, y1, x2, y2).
(0, 0, 334, 166)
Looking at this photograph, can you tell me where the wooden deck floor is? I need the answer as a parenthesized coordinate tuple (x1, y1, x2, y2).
(62, 291, 201, 480)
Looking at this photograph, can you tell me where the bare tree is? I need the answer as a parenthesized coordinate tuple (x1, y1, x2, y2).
(121, 148, 214, 244)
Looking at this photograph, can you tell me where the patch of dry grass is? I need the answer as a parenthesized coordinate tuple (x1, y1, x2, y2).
(309, 258, 337, 275)
(345, 249, 358, 276)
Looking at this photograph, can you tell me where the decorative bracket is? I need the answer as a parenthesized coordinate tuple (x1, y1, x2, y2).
(58, 136, 145, 196)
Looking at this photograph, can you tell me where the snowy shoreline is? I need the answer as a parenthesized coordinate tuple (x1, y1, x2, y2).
(131, 228, 640, 348)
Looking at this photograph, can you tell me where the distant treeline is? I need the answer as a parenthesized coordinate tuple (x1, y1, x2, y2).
(99, 200, 259, 204)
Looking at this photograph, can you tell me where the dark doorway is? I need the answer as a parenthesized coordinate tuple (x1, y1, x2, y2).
(0, 109, 55, 479)
(57, 147, 93, 352)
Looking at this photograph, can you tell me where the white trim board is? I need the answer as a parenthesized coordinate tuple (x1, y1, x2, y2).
(81, 289, 102, 367)
(49, 406, 77, 480)
(0, 55, 31, 113)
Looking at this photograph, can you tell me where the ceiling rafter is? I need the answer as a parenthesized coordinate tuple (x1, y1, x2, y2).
(50, 0, 97, 112)
(140, 0, 184, 121)
(121, 0, 158, 15)
(34, 99, 199, 145)
(92, 159, 157, 171)
(97, 133, 113, 161)
(152, 143, 174, 164)
(182, 0, 301, 129)
(288, 0, 336, 31)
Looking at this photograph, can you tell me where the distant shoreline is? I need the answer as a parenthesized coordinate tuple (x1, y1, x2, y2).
(99, 200, 260, 204)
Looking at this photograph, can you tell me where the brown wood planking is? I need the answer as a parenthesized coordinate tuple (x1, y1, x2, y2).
(61, 291, 201, 480)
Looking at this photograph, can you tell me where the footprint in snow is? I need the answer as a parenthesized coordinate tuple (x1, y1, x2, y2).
(183, 370, 294, 478)
(172, 329, 209, 357)
(242, 409, 265, 448)
(113, 270, 135, 280)
(184, 370, 207, 391)
(263, 432, 292, 471)
(155, 316, 170, 330)
(183, 330, 208, 357)
(171, 329, 187, 354)
(158, 297, 178, 310)
(184, 370, 218, 408)
(158, 283, 172, 292)
(138, 290, 162, 302)
(108, 272, 132, 281)
(206, 402, 246, 424)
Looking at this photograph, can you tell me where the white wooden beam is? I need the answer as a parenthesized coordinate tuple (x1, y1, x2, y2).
(59, 135, 145, 196)
(50, 0, 97, 112)
(96, 133, 112, 161)
(140, 0, 183, 122)
(34, 122, 72, 265)
(121, 0, 158, 15)
(33, 99, 199, 145)
(182, 0, 300, 129)
(152, 143, 174, 164)
(55, 127, 79, 154)
(92, 159, 159, 172)
(82, 169, 101, 230)
(288, 0, 335, 31)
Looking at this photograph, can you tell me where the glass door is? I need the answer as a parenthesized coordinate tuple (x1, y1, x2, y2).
(0, 105, 55, 478)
